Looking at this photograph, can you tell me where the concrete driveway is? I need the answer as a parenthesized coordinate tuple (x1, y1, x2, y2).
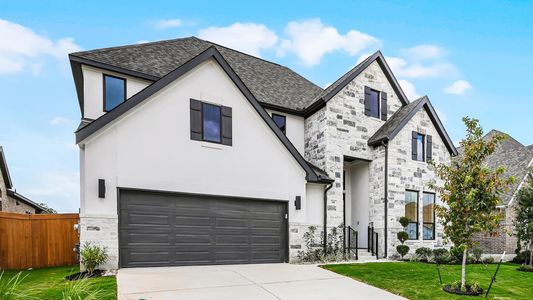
(117, 263, 406, 300)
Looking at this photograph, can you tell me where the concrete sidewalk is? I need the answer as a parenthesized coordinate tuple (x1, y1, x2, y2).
(117, 263, 406, 300)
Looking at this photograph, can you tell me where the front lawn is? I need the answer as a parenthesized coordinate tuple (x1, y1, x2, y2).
(1, 265, 116, 299)
(323, 262, 533, 300)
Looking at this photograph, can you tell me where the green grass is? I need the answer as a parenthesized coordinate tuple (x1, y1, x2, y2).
(1, 265, 116, 299)
(323, 262, 533, 300)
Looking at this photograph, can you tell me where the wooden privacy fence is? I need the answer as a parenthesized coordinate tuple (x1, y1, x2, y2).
(0, 212, 79, 270)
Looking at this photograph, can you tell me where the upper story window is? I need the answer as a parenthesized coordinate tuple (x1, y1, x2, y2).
(272, 113, 286, 134)
(404, 190, 419, 240)
(364, 86, 387, 120)
(411, 131, 433, 162)
(103, 74, 126, 112)
(190, 99, 232, 146)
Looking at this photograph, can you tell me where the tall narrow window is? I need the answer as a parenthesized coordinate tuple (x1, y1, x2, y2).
(412, 133, 425, 161)
(103, 74, 126, 111)
(404, 190, 419, 240)
(202, 103, 222, 143)
(423, 192, 436, 240)
(272, 113, 286, 134)
(367, 89, 380, 118)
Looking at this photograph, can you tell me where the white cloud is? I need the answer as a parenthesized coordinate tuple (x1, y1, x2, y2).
(28, 171, 79, 199)
(383, 55, 456, 78)
(401, 44, 445, 60)
(279, 19, 379, 66)
(198, 23, 278, 57)
(154, 19, 183, 29)
(136, 40, 150, 44)
(50, 116, 73, 125)
(0, 19, 81, 75)
(444, 80, 472, 95)
(398, 79, 419, 100)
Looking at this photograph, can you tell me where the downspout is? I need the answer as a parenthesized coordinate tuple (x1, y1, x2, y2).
(381, 140, 389, 258)
(323, 182, 333, 255)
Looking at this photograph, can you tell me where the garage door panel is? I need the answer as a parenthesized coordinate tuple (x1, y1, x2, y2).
(119, 190, 287, 267)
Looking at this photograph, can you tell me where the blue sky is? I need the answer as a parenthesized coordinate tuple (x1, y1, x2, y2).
(1, 0, 532, 212)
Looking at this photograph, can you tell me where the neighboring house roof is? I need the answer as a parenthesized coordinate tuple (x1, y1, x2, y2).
(481, 130, 533, 206)
(368, 96, 458, 155)
(69, 36, 324, 115)
(6, 189, 46, 213)
(75, 46, 333, 184)
(0, 146, 47, 213)
(0, 146, 13, 189)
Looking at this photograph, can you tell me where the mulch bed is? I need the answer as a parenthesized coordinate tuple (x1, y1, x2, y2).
(65, 269, 104, 281)
(443, 284, 483, 296)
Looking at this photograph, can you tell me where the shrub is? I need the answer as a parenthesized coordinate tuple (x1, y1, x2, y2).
(399, 217, 410, 228)
(80, 242, 109, 275)
(450, 246, 465, 264)
(482, 257, 495, 264)
(472, 247, 483, 262)
(61, 278, 104, 300)
(415, 247, 433, 262)
(397, 245, 409, 259)
(433, 248, 450, 264)
(512, 250, 532, 264)
(397, 231, 409, 244)
(297, 225, 345, 262)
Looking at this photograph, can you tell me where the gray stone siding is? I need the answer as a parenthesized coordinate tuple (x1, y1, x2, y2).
(387, 108, 450, 255)
(0, 172, 36, 214)
(80, 215, 119, 270)
(474, 204, 518, 255)
(304, 60, 451, 258)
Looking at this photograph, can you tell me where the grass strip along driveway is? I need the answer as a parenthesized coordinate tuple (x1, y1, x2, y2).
(1, 265, 116, 299)
(323, 262, 532, 300)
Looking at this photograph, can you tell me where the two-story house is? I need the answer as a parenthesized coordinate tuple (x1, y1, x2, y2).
(69, 37, 457, 269)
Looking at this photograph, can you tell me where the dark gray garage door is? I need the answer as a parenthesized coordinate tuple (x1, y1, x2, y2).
(118, 189, 288, 268)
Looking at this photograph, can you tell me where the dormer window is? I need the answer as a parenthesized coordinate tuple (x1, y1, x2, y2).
(103, 74, 126, 112)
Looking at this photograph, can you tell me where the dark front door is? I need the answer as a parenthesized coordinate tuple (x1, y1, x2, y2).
(118, 189, 288, 268)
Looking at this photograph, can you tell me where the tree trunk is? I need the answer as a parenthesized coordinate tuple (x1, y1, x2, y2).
(527, 242, 533, 267)
(461, 247, 468, 289)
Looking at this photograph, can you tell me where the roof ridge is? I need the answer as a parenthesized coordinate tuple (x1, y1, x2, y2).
(71, 36, 199, 56)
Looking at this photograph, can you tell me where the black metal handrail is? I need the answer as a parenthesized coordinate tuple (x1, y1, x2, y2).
(368, 225, 379, 259)
(345, 226, 358, 260)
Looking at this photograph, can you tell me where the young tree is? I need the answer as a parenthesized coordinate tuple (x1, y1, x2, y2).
(513, 171, 533, 268)
(429, 117, 514, 290)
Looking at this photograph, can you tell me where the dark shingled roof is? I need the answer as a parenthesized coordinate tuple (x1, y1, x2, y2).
(368, 97, 423, 145)
(70, 37, 323, 111)
(368, 96, 457, 155)
(482, 130, 533, 205)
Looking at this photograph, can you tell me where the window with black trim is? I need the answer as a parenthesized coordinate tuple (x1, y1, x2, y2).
(404, 190, 419, 240)
(103, 74, 126, 112)
(272, 113, 286, 134)
(202, 103, 222, 143)
(423, 192, 436, 240)
(190, 99, 232, 146)
(367, 88, 380, 118)
(411, 132, 425, 161)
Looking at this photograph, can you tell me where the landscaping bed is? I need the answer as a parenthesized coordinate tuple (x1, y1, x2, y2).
(323, 261, 533, 299)
(0, 265, 116, 299)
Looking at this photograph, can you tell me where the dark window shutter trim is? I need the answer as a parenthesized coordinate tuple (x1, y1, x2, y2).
(221, 106, 232, 146)
(411, 131, 418, 160)
(364, 86, 371, 116)
(426, 135, 433, 161)
(380, 91, 388, 121)
(190, 99, 202, 141)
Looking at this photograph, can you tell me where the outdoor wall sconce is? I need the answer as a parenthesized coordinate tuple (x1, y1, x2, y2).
(98, 179, 106, 198)
(295, 196, 301, 210)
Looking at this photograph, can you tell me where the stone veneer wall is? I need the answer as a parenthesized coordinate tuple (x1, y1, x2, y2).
(0, 172, 36, 214)
(304, 60, 451, 258)
(474, 204, 519, 255)
(80, 215, 119, 270)
(387, 109, 450, 256)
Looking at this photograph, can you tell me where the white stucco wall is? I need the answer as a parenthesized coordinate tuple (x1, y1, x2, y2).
(79, 59, 315, 268)
(266, 109, 305, 155)
(82, 65, 152, 120)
